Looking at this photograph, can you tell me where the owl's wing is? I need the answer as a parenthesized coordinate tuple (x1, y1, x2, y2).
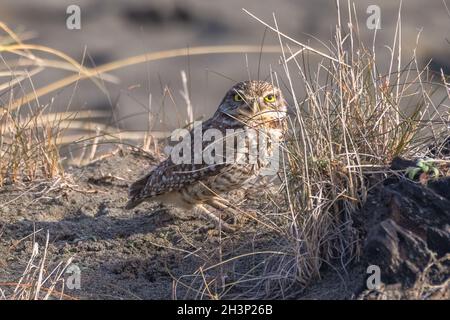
(125, 116, 233, 209)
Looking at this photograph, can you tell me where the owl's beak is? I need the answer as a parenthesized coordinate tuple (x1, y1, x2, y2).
(251, 100, 260, 114)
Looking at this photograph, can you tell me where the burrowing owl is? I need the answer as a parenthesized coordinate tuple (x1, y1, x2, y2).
(125, 80, 287, 230)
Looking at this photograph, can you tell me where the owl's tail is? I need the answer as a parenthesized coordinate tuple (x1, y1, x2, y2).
(124, 197, 145, 210)
(125, 174, 150, 209)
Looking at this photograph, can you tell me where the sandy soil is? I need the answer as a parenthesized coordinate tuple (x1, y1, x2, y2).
(0, 150, 365, 300)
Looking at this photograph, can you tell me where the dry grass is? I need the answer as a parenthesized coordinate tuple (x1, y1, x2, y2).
(1, 1, 449, 300)
(0, 230, 75, 300)
(172, 4, 449, 299)
(242, 3, 449, 296)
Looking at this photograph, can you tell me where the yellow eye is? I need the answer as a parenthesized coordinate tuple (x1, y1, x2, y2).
(233, 94, 243, 102)
(264, 94, 276, 103)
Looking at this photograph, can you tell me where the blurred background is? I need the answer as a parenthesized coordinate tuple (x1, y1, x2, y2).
(1, 0, 449, 160)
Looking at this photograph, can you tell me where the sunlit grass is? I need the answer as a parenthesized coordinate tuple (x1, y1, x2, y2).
(0, 2, 449, 300)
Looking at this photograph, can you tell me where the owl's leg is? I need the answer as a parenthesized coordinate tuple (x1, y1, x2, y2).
(206, 198, 244, 225)
(197, 204, 235, 232)
(207, 198, 258, 226)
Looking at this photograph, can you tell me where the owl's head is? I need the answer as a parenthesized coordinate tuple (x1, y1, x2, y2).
(217, 80, 288, 127)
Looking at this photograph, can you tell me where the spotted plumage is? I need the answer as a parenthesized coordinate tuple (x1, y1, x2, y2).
(125, 80, 288, 229)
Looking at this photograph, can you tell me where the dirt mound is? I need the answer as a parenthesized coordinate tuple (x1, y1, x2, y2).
(357, 172, 450, 299)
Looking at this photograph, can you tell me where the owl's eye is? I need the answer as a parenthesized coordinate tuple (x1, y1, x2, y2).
(233, 94, 243, 102)
(264, 94, 276, 103)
